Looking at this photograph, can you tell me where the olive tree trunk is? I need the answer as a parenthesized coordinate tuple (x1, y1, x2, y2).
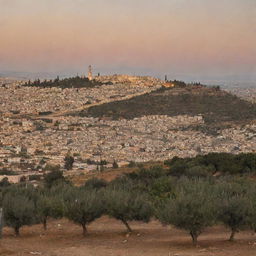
(121, 220, 132, 233)
(190, 231, 199, 246)
(81, 223, 88, 237)
(14, 226, 20, 236)
(229, 229, 237, 242)
(0, 208, 3, 239)
(43, 218, 47, 231)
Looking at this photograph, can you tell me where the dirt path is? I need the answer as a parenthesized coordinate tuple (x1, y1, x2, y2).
(1, 217, 256, 256)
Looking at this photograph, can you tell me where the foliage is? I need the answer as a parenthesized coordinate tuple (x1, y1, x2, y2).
(2, 161, 256, 243)
(215, 179, 252, 241)
(64, 188, 104, 236)
(0, 168, 17, 176)
(36, 190, 64, 230)
(3, 193, 37, 235)
(29, 174, 42, 181)
(22, 76, 103, 89)
(112, 160, 119, 169)
(128, 161, 137, 168)
(0, 177, 11, 187)
(147, 176, 176, 202)
(84, 178, 108, 190)
(157, 178, 217, 245)
(165, 153, 256, 176)
(125, 166, 167, 186)
(105, 188, 153, 232)
(64, 154, 75, 170)
(44, 170, 66, 188)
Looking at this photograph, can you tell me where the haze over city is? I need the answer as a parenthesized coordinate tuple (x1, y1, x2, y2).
(0, 0, 256, 85)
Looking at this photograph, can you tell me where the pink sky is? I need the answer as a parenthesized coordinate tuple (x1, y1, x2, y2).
(0, 0, 255, 82)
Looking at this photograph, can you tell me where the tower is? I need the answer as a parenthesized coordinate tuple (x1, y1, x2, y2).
(88, 65, 93, 81)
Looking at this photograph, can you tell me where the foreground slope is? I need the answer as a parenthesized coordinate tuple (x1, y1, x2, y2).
(1, 218, 256, 256)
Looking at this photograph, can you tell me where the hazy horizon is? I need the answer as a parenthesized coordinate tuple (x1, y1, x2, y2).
(1, 0, 256, 85)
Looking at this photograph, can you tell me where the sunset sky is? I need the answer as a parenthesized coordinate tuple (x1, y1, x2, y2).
(0, 0, 256, 83)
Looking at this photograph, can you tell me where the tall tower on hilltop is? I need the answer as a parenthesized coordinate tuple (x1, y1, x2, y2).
(88, 65, 93, 81)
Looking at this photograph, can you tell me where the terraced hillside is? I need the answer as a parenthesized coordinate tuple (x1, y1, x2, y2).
(74, 86, 256, 125)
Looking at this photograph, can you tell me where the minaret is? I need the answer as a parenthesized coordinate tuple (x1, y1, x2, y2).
(88, 65, 93, 81)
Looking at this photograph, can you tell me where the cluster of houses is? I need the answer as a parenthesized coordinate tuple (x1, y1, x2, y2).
(0, 77, 158, 115)
(0, 76, 255, 184)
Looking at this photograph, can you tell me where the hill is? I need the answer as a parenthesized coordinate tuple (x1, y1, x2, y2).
(72, 85, 256, 125)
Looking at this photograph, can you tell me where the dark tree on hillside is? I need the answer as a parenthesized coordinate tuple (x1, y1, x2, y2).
(44, 170, 66, 188)
(64, 154, 74, 170)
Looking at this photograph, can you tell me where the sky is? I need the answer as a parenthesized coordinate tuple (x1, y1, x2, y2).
(0, 0, 256, 84)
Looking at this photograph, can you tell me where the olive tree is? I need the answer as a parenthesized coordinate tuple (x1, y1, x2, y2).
(36, 193, 64, 230)
(157, 178, 217, 245)
(64, 188, 104, 236)
(3, 193, 36, 236)
(216, 179, 251, 241)
(246, 185, 256, 233)
(105, 188, 153, 232)
(218, 195, 249, 241)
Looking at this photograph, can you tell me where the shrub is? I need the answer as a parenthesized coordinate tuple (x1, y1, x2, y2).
(44, 170, 66, 188)
(0, 168, 17, 176)
(148, 176, 176, 202)
(0, 177, 11, 187)
(112, 160, 119, 169)
(128, 161, 136, 168)
(64, 154, 74, 170)
(29, 174, 42, 181)
(125, 166, 166, 186)
(84, 178, 107, 190)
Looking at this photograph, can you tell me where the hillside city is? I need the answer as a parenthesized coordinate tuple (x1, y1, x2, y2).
(0, 75, 255, 183)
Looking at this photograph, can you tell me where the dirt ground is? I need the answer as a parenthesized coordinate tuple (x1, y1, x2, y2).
(1, 217, 256, 256)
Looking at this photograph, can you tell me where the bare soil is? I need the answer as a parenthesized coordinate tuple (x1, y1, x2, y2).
(1, 217, 256, 256)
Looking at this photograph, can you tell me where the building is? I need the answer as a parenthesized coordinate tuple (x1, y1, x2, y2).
(88, 65, 93, 81)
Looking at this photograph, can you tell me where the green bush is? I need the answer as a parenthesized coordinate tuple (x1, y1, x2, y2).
(166, 153, 256, 177)
(44, 170, 66, 188)
(84, 178, 107, 190)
